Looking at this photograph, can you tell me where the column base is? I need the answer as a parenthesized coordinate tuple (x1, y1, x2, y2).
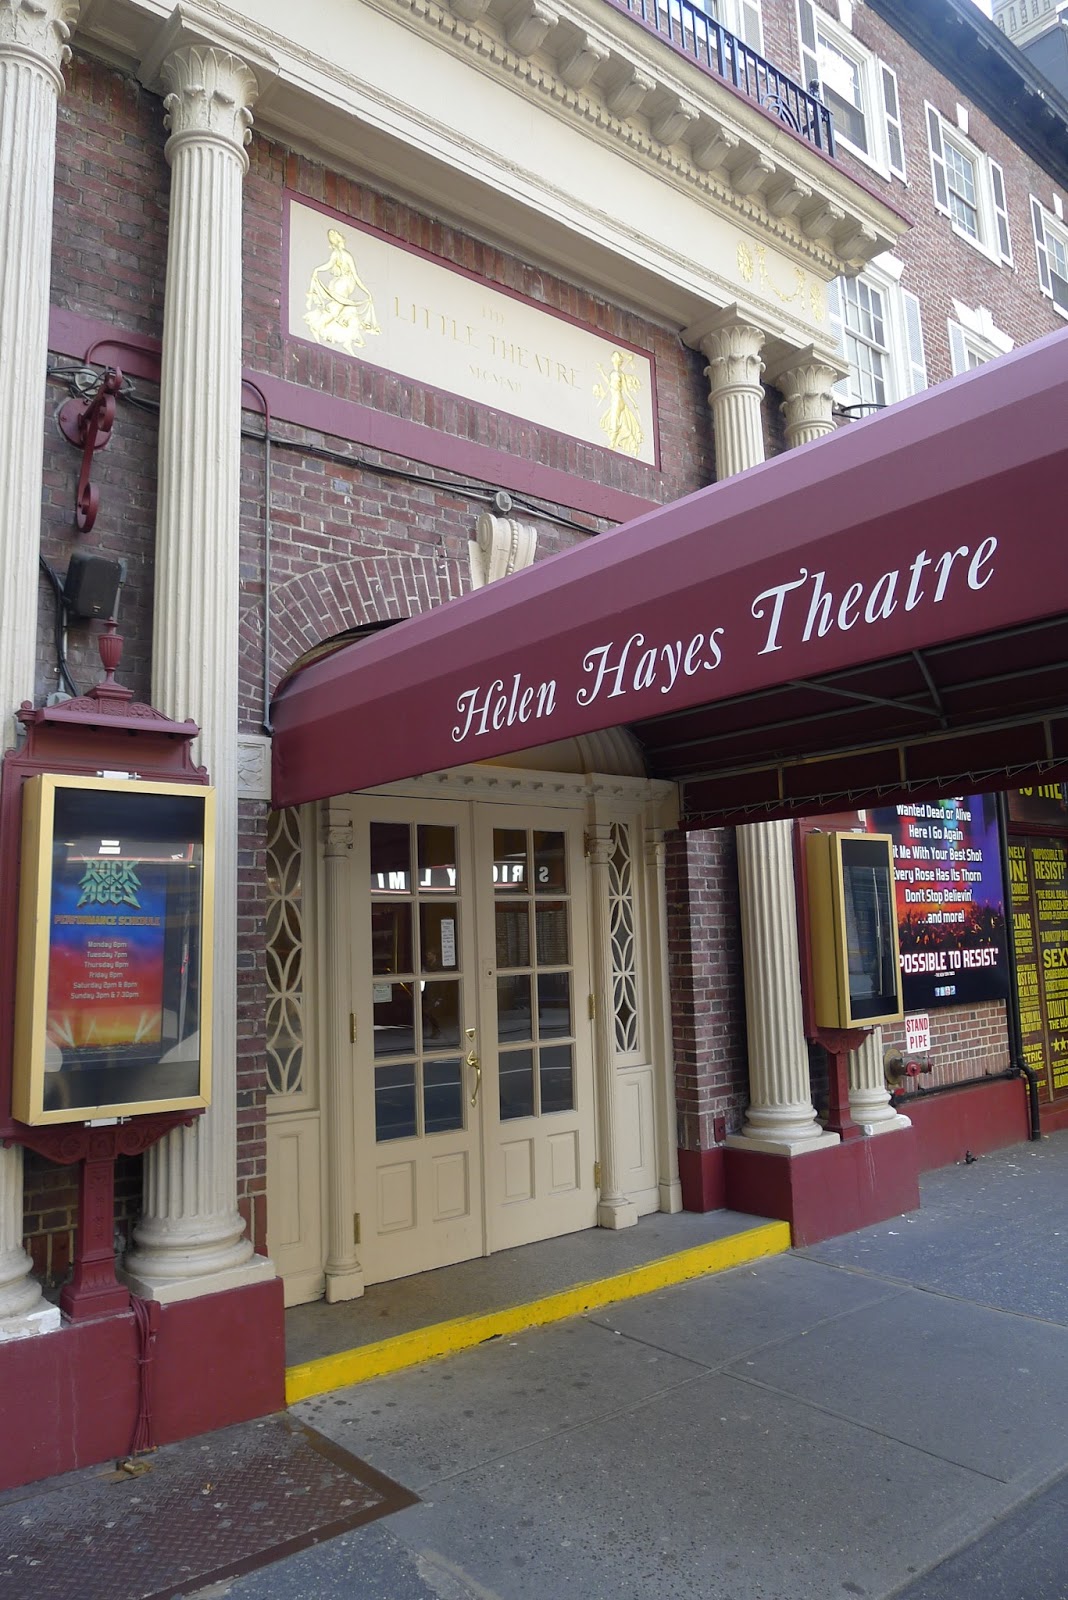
(727, 1128, 841, 1158)
(853, 1111, 913, 1136)
(658, 1178, 683, 1215)
(325, 1265, 365, 1304)
(0, 1302, 62, 1343)
(120, 1252, 275, 1306)
(597, 1196, 639, 1230)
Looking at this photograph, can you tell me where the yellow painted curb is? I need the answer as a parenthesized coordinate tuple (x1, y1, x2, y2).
(285, 1219, 790, 1405)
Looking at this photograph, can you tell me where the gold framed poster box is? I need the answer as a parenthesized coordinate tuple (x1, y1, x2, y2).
(806, 830, 903, 1029)
(13, 774, 215, 1125)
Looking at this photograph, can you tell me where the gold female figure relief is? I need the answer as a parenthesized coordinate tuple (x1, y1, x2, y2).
(594, 350, 644, 457)
(304, 228, 382, 355)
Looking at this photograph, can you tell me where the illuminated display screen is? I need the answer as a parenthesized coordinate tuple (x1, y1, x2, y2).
(14, 778, 213, 1123)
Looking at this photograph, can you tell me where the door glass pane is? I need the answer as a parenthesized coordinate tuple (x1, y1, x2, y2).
(497, 974, 533, 1042)
(424, 1058, 464, 1134)
(499, 1048, 535, 1120)
(535, 902, 569, 966)
(539, 1044, 574, 1114)
(493, 829, 528, 892)
(373, 984, 414, 1056)
(421, 979, 461, 1048)
(537, 971, 571, 1038)
(496, 904, 530, 969)
(372, 903, 411, 975)
(421, 903, 459, 972)
(375, 1062, 416, 1140)
(370, 821, 411, 892)
(418, 825, 459, 892)
(533, 831, 566, 894)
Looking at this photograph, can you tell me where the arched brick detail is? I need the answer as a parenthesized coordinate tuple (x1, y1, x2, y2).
(247, 551, 470, 703)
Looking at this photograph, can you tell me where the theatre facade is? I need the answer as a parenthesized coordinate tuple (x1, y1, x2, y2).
(1, 0, 1067, 1486)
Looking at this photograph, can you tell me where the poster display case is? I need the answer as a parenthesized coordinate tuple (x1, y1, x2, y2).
(12, 775, 215, 1125)
(807, 831, 903, 1029)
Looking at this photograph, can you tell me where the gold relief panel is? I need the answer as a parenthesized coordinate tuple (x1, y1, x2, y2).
(287, 197, 658, 466)
(736, 236, 826, 328)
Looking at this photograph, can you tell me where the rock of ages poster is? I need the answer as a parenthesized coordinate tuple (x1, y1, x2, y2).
(46, 854, 167, 1053)
(866, 795, 1009, 1010)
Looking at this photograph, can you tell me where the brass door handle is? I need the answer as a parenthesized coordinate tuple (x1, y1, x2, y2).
(466, 1050, 482, 1106)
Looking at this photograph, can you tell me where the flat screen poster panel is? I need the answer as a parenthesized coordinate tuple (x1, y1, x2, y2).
(1010, 835, 1068, 1103)
(866, 795, 1009, 1011)
(13, 776, 214, 1125)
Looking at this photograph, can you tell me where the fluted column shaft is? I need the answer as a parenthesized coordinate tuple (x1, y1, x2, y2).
(643, 828, 682, 1213)
(124, 45, 272, 1298)
(731, 825, 838, 1152)
(849, 1029, 911, 1135)
(321, 805, 363, 1299)
(0, 0, 77, 1336)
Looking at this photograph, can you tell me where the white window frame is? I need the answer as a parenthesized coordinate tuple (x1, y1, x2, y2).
(826, 255, 927, 414)
(926, 103, 1013, 267)
(797, 1, 905, 181)
(947, 303, 1014, 375)
(1031, 194, 1068, 318)
(691, 0, 763, 52)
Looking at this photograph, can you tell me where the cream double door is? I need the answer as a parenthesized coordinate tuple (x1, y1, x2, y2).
(349, 794, 598, 1284)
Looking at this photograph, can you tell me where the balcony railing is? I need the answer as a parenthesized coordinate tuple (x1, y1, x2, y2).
(613, 0, 835, 157)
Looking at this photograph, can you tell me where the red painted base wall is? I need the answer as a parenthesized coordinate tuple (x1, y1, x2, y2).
(723, 1127, 922, 1247)
(902, 1077, 1030, 1171)
(0, 1278, 285, 1492)
(677, 1146, 726, 1212)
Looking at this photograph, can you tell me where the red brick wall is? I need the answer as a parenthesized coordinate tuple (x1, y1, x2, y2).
(883, 1000, 1011, 1099)
(761, 1, 1067, 371)
(666, 827, 751, 1144)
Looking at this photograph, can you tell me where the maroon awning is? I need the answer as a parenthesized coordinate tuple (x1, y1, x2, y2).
(271, 328, 1068, 825)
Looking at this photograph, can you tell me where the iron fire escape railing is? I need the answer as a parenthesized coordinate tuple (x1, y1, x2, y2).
(610, 0, 836, 156)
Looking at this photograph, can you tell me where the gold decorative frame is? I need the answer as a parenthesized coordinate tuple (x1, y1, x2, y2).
(806, 831, 903, 1030)
(12, 775, 215, 1125)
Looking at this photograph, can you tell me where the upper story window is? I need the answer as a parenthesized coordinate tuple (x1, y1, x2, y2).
(926, 105, 1013, 266)
(827, 256, 927, 413)
(947, 303, 1014, 374)
(797, 0, 905, 179)
(1031, 194, 1068, 315)
(699, 0, 763, 51)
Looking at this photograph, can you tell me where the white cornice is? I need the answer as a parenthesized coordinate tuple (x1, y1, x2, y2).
(76, 0, 906, 331)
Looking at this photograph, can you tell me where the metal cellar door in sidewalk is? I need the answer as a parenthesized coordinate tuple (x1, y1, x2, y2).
(348, 794, 597, 1285)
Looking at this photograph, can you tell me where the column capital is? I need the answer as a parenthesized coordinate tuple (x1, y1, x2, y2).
(765, 343, 846, 448)
(585, 820, 614, 866)
(683, 305, 767, 394)
(0, 0, 80, 85)
(161, 45, 258, 162)
(140, 6, 276, 163)
(321, 802, 353, 858)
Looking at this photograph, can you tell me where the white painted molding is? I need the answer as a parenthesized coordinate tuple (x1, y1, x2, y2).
(468, 513, 538, 590)
(237, 734, 272, 800)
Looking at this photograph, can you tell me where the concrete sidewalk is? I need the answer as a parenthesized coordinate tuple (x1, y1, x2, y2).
(5, 1130, 1068, 1599)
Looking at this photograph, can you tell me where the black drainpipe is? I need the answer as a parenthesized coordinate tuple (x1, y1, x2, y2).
(996, 791, 1042, 1141)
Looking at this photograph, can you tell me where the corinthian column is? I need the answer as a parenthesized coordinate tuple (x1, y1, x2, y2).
(690, 308, 766, 481)
(123, 35, 273, 1300)
(766, 346, 844, 448)
(321, 804, 363, 1301)
(0, 0, 78, 1339)
(849, 1029, 911, 1135)
(685, 307, 835, 1158)
(729, 825, 839, 1153)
